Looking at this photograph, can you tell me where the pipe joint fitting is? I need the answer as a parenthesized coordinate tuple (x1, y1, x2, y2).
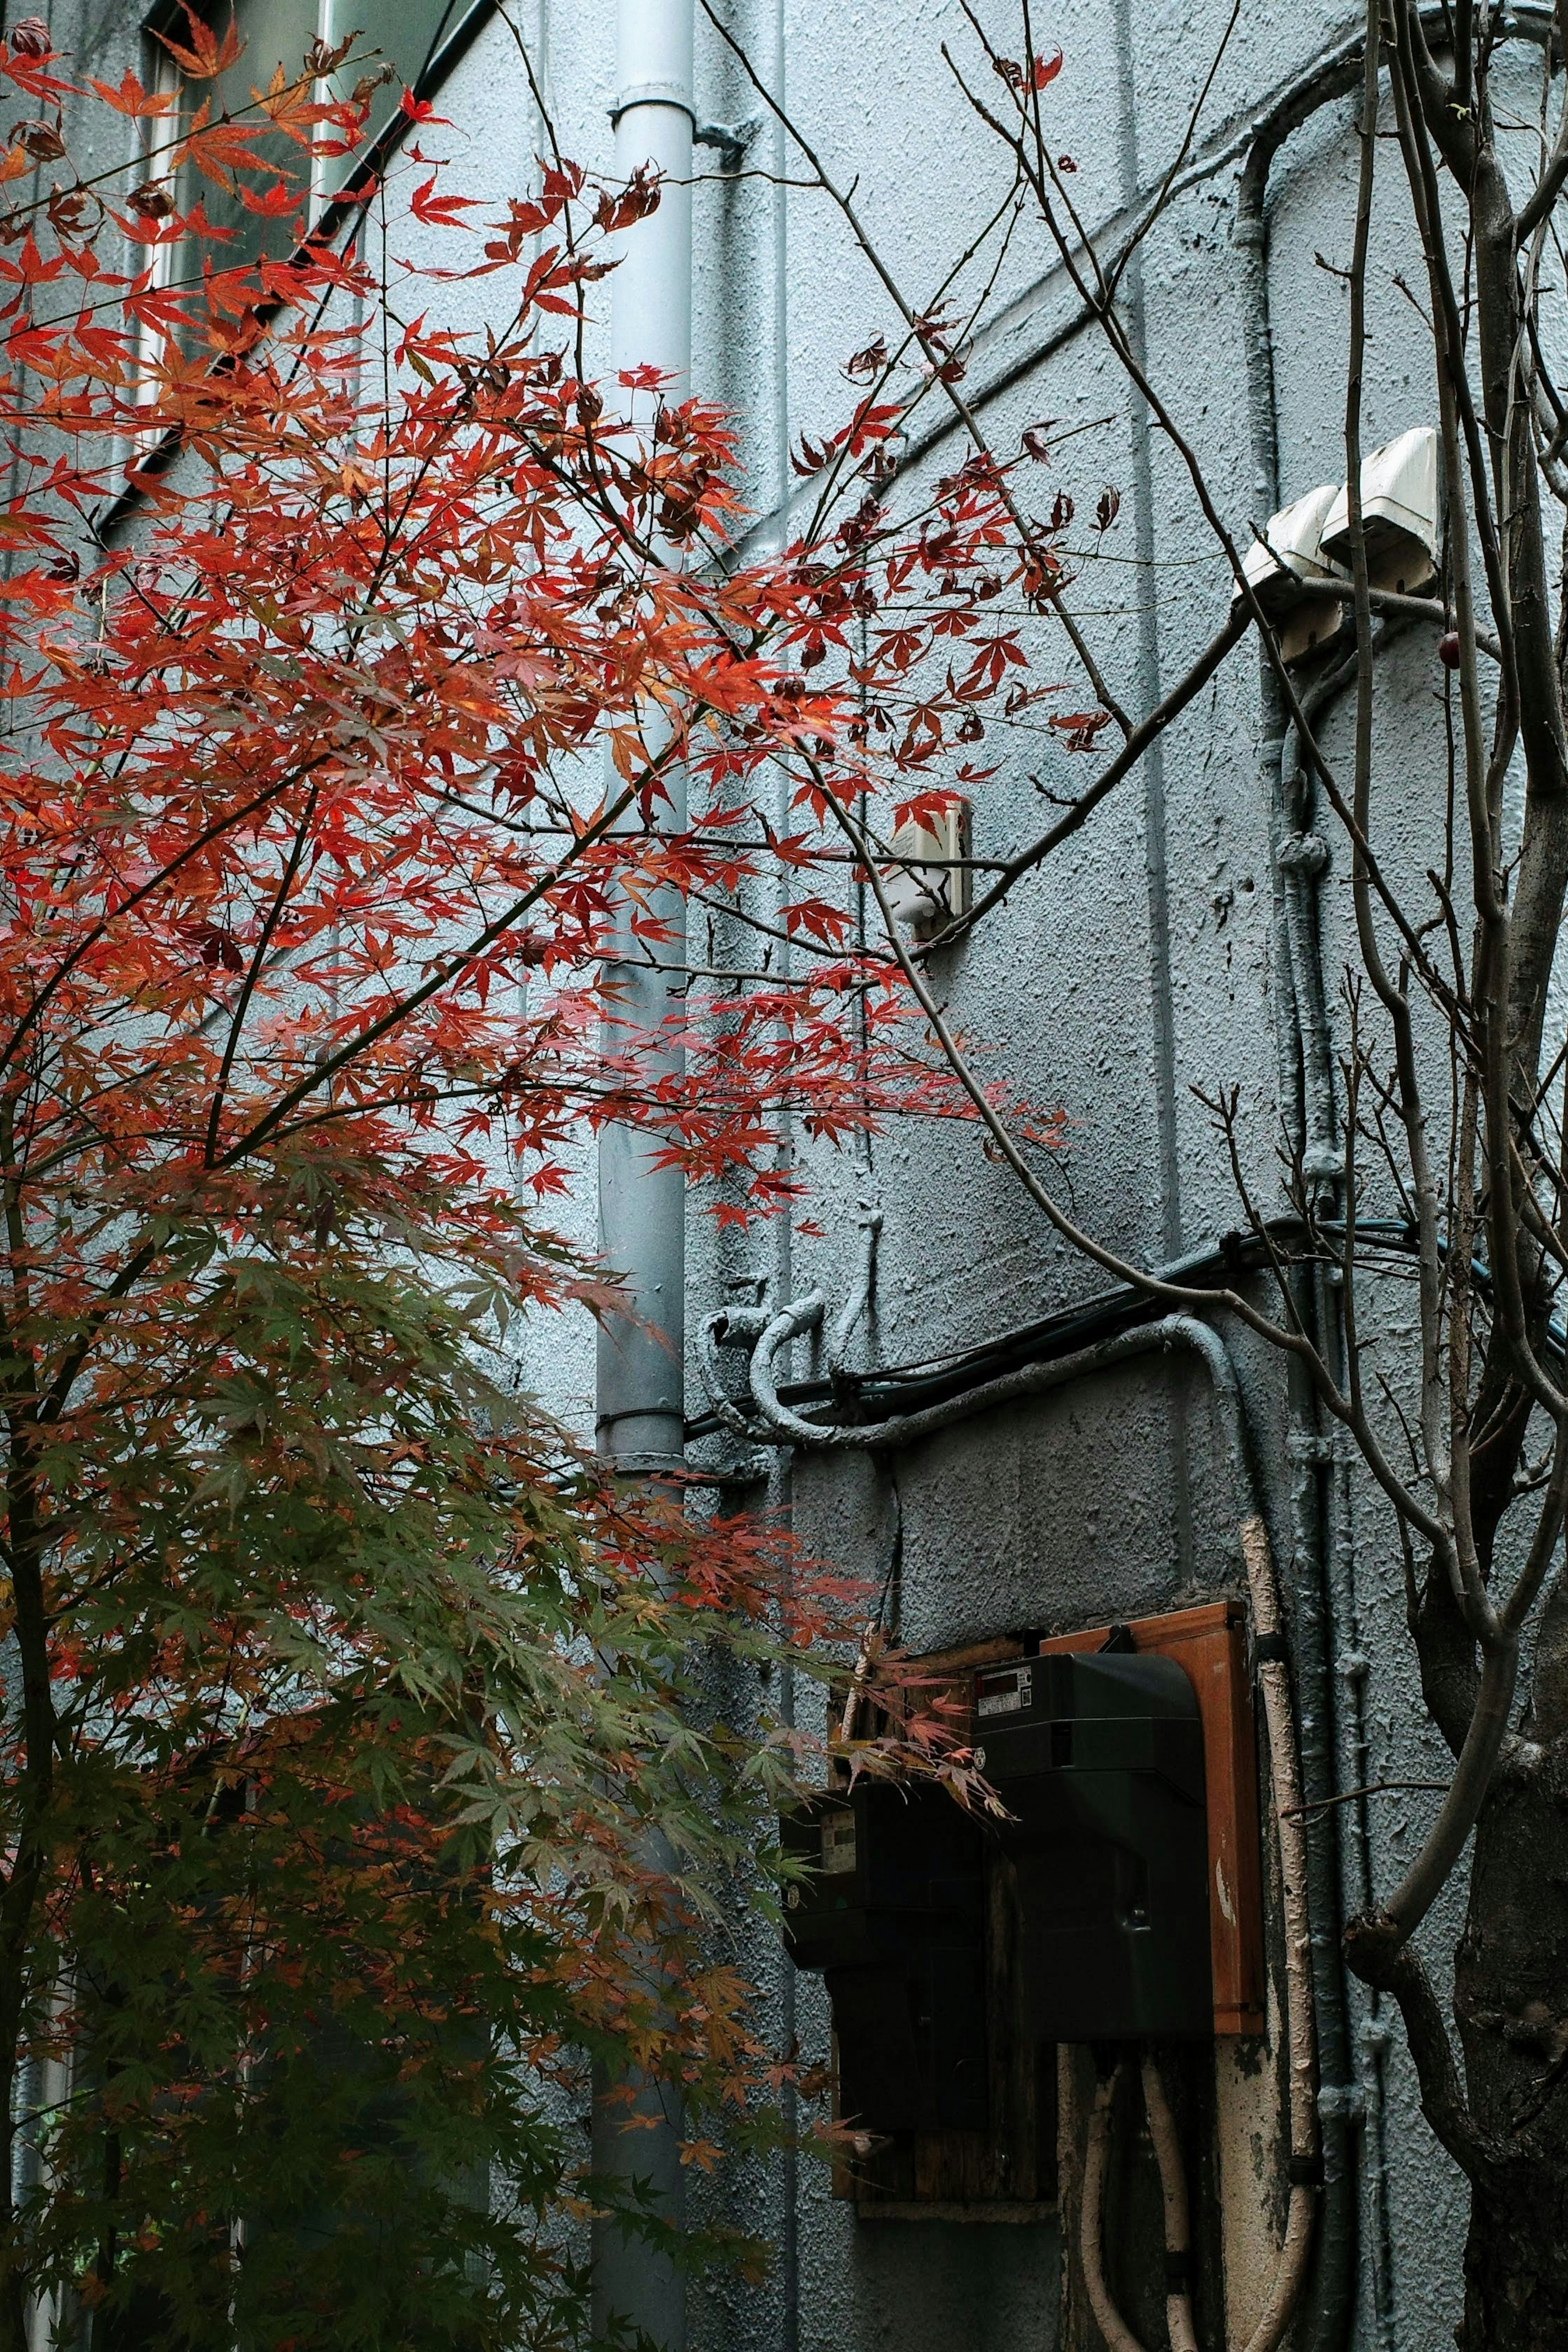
(1302, 1140, 1345, 1180)
(1278, 831, 1330, 876)
(693, 114, 763, 169)
(711, 1304, 773, 1348)
(771, 1290, 827, 1346)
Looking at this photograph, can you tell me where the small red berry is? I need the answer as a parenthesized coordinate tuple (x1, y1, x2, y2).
(1439, 630, 1461, 670)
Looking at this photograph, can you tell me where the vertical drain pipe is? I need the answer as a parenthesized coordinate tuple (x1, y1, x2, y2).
(1107, 0, 1195, 1623)
(1235, 118, 1370, 2352)
(766, 9, 800, 2350)
(594, 8, 693, 1483)
(592, 9, 693, 2348)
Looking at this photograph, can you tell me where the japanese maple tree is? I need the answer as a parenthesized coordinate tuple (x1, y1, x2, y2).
(0, 12, 1051, 2346)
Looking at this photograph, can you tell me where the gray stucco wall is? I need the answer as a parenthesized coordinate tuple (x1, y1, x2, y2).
(651, 7, 1496, 2346)
(36, 0, 1555, 2344)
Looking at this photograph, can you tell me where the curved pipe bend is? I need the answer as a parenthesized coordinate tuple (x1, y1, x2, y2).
(728, 1296, 1268, 1505)
(1081, 2059, 1201, 2352)
(1143, 2056, 1201, 2352)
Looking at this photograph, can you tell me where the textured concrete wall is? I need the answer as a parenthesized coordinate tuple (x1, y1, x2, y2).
(38, 0, 1552, 2343)
(287, 3, 1513, 2345)
(640, 7, 1490, 2348)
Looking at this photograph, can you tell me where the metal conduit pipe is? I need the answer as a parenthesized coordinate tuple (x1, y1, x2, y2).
(1278, 638, 1427, 1192)
(1274, 717, 1365, 2352)
(1289, 638, 1401, 2345)
(1081, 2064, 1145, 2352)
(826, 1207, 880, 1388)
(1142, 2056, 1201, 2352)
(1079, 2057, 1201, 2352)
(691, 1217, 1384, 1443)
(1234, 61, 1393, 2350)
(708, 1293, 1228, 1461)
(693, 1217, 1566, 1452)
(1278, 1273, 1369, 2352)
(717, 1300, 1320, 2349)
(592, 9, 693, 2349)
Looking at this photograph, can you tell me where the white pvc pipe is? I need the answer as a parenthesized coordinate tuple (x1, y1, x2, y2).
(1082, 2065, 1147, 2352)
(592, 16, 693, 2351)
(610, 0, 693, 406)
(594, 0, 693, 1480)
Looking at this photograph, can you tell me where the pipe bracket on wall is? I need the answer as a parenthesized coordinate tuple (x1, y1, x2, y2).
(693, 114, 763, 169)
(610, 78, 696, 125)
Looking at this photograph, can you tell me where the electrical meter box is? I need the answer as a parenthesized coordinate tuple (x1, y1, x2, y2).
(780, 1781, 988, 2134)
(973, 1650, 1212, 2041)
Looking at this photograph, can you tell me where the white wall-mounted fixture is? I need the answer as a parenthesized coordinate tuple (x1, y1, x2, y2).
(1236, 483, 1341, 619)
(1236, 428, 1443, 665)
(881, 802, 971, 939)
(1234, 482, 1345, 666)
(1320, 425, 1441, 592)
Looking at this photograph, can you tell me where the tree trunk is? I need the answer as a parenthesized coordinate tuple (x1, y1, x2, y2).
(1454, 1737, 1568, 2350)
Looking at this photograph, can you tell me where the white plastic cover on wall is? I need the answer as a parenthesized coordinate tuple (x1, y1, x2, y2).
(1236, 481, 1340, 617)
(1234, 428, 1441, 662)
(880, 803, 971, 939)
(1320, 424, 1441, 588)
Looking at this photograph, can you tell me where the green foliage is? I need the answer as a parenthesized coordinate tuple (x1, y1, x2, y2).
(12, 1186, 831, 2349)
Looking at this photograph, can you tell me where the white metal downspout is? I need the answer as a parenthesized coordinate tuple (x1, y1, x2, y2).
(592, 10, 693, 2350)
(595, 0, 694, 1483)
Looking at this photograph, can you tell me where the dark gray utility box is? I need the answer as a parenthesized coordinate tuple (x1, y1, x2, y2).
(973, 1650, 1212, 2041)
(780, 1782, 988, 2134)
